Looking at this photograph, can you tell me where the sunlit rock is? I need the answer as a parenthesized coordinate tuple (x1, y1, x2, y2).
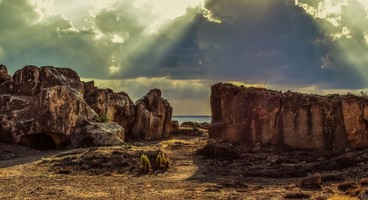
(209, 83, 368, 151)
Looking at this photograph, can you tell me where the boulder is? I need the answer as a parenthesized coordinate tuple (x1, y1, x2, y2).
(0, 65, 122, 149)
(0, 64, 12, 94)
(83, 81, 135, 133)
(209, 83, 368, 151)
(130, 89, 173, 140)
(71, 122, 124, 147)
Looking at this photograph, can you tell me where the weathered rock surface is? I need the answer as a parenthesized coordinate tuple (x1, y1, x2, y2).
(0, 66, 101, 148)
(83, 81, 135, 133)
(130, 89, 173, 140)
(71, 122, 124, 147)
(0, 65, 175, 149)
(209, 83, 368, 151)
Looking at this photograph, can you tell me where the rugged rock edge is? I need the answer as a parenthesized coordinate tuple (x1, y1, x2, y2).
(0, 65, 178, 149)
(209, 82, 368, 151)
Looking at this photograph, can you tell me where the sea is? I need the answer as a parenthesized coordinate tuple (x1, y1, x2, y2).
(172, 116, 211, 124)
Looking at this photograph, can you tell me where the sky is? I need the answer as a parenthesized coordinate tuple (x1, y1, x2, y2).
(1, 0, 368, 115)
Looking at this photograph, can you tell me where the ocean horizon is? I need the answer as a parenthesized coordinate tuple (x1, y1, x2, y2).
(172, 116, 211, 124)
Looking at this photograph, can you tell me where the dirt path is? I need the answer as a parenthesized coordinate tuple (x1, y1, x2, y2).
(0, 143, 62, 168)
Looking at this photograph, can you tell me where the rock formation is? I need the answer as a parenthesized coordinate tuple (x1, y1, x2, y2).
(0, 65, 175, 149)
(209, 83, 368, 151)
(130, 89, 173, 140)
(83, 81, 135, 132)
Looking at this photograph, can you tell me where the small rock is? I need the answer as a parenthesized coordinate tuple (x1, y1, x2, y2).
(252, 143, 261, 152)
(360, 178, 368, 186)
(299, 174, 322, 190)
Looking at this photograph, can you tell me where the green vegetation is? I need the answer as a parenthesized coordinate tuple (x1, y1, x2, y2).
(96, 115, 110, 123)
(360, 91, 368, 99)
(140, 154, 151, 173)
(155, 151, 170, 168)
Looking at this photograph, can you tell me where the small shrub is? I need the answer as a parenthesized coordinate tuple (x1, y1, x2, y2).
(155, 151, 170, 168)
(140, 154, 151, 173)
(96, 115, 110, 123)
(361, 91, 368, 99)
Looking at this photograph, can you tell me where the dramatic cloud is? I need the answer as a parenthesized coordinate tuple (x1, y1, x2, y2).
(0, 0, 367, 115)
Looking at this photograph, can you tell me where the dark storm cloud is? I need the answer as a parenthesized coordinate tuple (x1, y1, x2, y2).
(0, 0, 367, 90)
(117, 0, 368, 89)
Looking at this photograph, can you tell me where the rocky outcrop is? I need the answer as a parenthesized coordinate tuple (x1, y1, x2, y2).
(71, 122, 124, 147)
(130, 89, 173, 140)
(0, 66, 120, 148)
(0, 65, 175, 149)
(83, 81, 135, 132)
(209, 83, 368, 151)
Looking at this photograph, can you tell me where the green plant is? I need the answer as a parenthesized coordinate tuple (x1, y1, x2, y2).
(155, 151, 170, 168)
(96, 115, 110, 123)
(360, 91, 368, 99)
(140, 154, 151, 173)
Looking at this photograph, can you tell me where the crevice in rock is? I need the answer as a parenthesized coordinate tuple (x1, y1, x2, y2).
(272, 97, 283, 142)
(361, 103, 368, 142)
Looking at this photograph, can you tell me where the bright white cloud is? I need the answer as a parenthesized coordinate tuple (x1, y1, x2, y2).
(91, 0, 118, 13)
(112, 34, 124, 43)
(109, 65, 120, 74)
(28, 0, 54, 22)
(295, 0, 348, 27)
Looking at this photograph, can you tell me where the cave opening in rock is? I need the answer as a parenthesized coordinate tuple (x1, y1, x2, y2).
(20, 133, 67, 150)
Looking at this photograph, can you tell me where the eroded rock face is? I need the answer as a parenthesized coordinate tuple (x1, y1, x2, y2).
(0, 64, 12, 94)
(210, 83, 368, 151)
(71, 122, 124, 147)
(0, 65, 175, 148)
(0, 65, 123, 148)
(83, 81, 135, 132)
(130, 89, 173, 140)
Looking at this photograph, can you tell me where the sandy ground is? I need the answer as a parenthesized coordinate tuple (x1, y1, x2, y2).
(0, 135, 367, 200)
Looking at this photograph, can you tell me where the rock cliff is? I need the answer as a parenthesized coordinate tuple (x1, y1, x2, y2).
(0, 65, 174, 149)
(209, 83, 368, 151)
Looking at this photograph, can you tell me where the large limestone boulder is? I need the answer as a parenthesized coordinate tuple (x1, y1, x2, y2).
(71, 122, 124, 147)
(0, 65, 124, 149)
(130, 89, 173, 140)
(209, 83, 368, 151)
(83, 81, 135, 133)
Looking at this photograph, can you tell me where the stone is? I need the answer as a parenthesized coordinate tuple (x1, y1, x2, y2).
(71, 122, 124, 147)
(0, 65, 176, 148)
(209, 83, 368, 151)
(0, 65, 119, 149)
(0, 64, 13, 94)
(298, 174, 322, 189)
(360, 178, 368, 186)
(83, 81, 135, 133)
(130, 89, 173, 140)
(168, 120, 180, 134)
